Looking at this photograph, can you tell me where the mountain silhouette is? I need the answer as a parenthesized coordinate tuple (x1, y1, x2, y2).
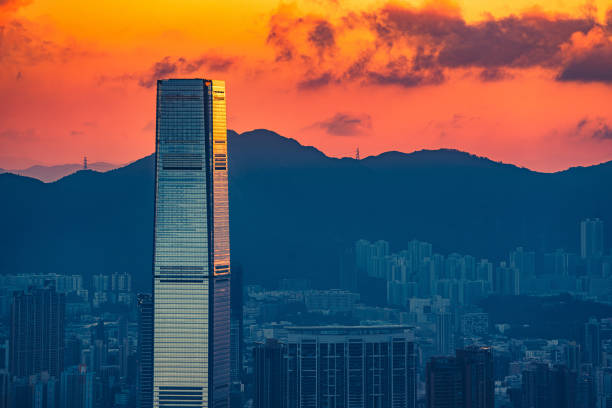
(1, 129, 611, 290)
(0, 162, 118, 182)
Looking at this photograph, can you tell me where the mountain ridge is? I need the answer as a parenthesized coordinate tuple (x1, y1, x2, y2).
(1, 128, 611, 290)
(4, 129, 611, 184)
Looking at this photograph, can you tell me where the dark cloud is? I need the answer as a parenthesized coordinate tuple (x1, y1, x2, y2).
(0, 128, 37, 141)
(367, 52, 445, 87)
(557, 28, 612, 82)
(558, 49, 612, 82)
(266, 2, 612, 89)
(575, 117, 612, 141)
(297, 72, 334, 90)
(70, 130, 84, 136)
(138, 55, 237, 88)
(266, 9, 296, 62)
(308, 20, 335, 56)
(313, 112, 372, 136)
(479, 67, 513, 81)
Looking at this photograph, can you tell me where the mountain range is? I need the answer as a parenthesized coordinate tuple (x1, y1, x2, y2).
(0, 162, 118, 183)
(1, 129, 611, 290)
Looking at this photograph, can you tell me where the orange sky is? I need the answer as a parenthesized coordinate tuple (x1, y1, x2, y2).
(1, 0, 612, 171)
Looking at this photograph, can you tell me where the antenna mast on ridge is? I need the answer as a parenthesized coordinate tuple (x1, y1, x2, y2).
(355, 147, 360, 161)
(83, 156, 88, 170)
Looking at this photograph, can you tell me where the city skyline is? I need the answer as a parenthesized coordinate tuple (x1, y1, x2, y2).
(1, 0, 612, 171)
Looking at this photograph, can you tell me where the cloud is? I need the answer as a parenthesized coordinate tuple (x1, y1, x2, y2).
(312, 112, 372, 136)
(70, 130, 84, 136)
(266, 4, 298, 62)
(265, 2, 611, 89)
(297, 72, 334, 90)
(557, 27, 612, 82)
(0, 0, 32, 16)
(142, 120, 155, 132)
(138, 55, 237, 88)
(0, 19, 90, 67)
(575, 117, 612, 140)
(0, 128, 37, 142)
(479, 67, 514, 81)
(308, 20, 335, 57)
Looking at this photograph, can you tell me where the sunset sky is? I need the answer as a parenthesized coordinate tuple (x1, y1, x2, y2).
(1, 0, 612, 171)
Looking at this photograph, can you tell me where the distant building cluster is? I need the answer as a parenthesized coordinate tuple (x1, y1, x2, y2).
(0, 272, 137, 408)
(0, 210, 610, 408)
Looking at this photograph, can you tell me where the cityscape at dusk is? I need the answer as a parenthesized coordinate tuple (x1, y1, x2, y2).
(2, 0, 612, 408)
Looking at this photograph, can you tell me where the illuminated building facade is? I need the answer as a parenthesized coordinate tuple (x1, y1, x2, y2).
(153, 78, 231, 408)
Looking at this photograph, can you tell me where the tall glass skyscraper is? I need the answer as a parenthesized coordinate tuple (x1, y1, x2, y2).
(153, 78, 231, 408)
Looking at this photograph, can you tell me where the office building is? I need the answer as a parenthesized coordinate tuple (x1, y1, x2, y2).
(456, 347, 494, 408)
(521, 363, 576, 408)
(10, 287, 65, 378)
(426, 347, 494, 408)
(581, 218, 604, 259)
(61, 365, 93, 408)
(426, 356, 463, 408)
(137, 294, 153, 408)
(229, 265, 243, 408)
(263, 325, 416, 408)
(253, 339, 286, 408)
(153, 79, 231, 408)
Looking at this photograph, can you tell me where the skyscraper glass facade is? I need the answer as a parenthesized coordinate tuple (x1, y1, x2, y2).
(153, 78, 230, 408)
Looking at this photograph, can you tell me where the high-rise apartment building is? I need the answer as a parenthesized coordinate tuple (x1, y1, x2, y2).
(581, 218, 604, 259)
(153, 78, 231, 408)
(10, 286, 65, 378)
(436, 312, 454, 356)
(583, 318, 601, 367)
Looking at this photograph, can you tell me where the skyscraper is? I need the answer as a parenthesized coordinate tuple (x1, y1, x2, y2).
(426, 347, 494, 408)
(426, 356, 463, 408)
(229, 264, 243, 408)
(60, 366, 93, 408)
(137, 294, 153, 408)
(10, 286, 65, 378)
(456, 347, 494, 408)
(253, 339, 286, 408)
(581, 218, 604, 259)
(153, 79, 231, 408)
(583, 318, 601, 367)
